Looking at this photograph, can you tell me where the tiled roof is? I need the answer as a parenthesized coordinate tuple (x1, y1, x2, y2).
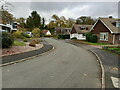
(42, 30, 49, 34)
(73, 24, 93, 34)
(100, 18, 120, 33)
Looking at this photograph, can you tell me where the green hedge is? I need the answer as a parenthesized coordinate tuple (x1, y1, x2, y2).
(58, 34, 70, 39)
(85, 32, 97, 43)
(1, 32, 14, 48)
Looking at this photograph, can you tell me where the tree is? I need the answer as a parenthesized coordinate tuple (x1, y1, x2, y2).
(26, 11, 41, 30)
(1, 10, 13, 24)
(76, 16, 95, 25)
(41, 18, 45, 29)
(15, 17, 26, 28)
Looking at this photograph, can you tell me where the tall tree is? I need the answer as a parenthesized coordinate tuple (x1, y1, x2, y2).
(76, 16, 95, 25)
(41, 18, 45, 29)
(26, 11, 41, 30)
(15, 17, 26, 28)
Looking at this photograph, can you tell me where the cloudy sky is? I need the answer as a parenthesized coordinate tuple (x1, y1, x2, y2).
(7, 1, 119, 23)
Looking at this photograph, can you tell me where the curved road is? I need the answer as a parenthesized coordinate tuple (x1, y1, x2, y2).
(3, 38, 101, 88)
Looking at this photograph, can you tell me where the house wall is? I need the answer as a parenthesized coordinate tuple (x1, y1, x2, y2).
(46, 31, 51, 35)
(91, 20, 114, 44)
(115, 34, 120, 44)
(71, 27, 77, 34)
(70, 33, 86, 40)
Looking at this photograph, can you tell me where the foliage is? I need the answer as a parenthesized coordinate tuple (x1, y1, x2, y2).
(71, 37, 77, 40)
(86, 32, 97, 43)
(41, 18, 45, 29)
(58, 34, 70, 39)
(26, 11, 41, 30)
(13, 40, 26, 46)
(23, 38, 28, 42)
(44, 35, 53, 37)
(89, 34, 97, 43)
(1, 10, 13, 24)
(85, 32, 92, 42)
(12, 31, 24, 39)
(15, 17, 26, 28)
(76, 16, 95, 25)
(1, 32, 14, 48)
(32, 28, 41, 37)
(29, 40, 36, 47)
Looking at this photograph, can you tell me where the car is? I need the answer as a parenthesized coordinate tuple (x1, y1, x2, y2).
(24, 32, 33, 37)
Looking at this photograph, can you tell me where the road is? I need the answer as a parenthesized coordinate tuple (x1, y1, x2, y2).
(2, 38, 101, 88)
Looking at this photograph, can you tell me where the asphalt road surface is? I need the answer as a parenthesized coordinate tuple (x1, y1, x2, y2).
(2, 38, 101, 88)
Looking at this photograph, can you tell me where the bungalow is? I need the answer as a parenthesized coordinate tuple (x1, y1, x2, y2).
(54, 27, 71, 35)
(0, 21, 19, 33)
(70, 24, 93, 40)
(90, 17, 120, 44)
(42, 30, 51, 35)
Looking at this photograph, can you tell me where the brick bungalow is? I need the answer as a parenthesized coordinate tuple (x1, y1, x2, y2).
(90, 17, 120, 44)
(70, 24, 92, 40)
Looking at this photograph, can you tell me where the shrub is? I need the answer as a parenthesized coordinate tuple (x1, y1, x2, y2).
(71, 37, 77, 40)
(23, 38, 28, 42)
(1, 32, 14, 48)
(85, 32, 92, 42)
(44, 35, 53, 37)
(29, 40, 36, 47)
(90, 34, 97, 43)
(34, 39, 40, 44)
(32, 28, 41, 37)
(12, 30, 24, 39)
(58, 34, 70, 39)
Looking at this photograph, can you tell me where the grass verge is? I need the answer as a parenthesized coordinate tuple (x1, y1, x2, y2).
(13, 40, 26, 46)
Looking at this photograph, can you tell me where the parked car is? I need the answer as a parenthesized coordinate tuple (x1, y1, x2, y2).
(24, 32, 33, 37)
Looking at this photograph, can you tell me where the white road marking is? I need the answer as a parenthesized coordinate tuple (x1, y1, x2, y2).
(111, 77, 119, 88)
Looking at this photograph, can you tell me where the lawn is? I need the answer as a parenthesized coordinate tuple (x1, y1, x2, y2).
(13, 40, 26, 46)
(108, 48, 120, 52)
(82, 42, 108, 45)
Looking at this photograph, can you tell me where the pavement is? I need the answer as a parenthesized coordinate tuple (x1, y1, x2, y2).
(65, 39, 120, 89)
(2, 38, 101, 88)
(1, 40, 53, 65)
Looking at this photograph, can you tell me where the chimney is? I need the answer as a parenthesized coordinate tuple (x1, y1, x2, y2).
(109, 16, 113, 18)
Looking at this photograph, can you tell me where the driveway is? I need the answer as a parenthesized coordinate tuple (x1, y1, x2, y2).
(2, 38, 101, 88)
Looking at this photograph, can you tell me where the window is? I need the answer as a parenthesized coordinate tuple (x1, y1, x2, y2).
(116, 21, 120, 27)
(100, 33, 108, 41)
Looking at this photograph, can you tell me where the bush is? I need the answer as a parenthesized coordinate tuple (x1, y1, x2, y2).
(85, 32, 92, 42)
(71, 37, 77, 40)
(12, 31, 25, 39)
(32, 28, 41, 37)
(23, 38, 28, 42)
(58, 34, 70, 39)
(34, 39, 40, 44)
(90, 34, 97, 43)
(44, 35, 53, 37)
(1, 32, 14, 48)
(29, 40, 36, 47)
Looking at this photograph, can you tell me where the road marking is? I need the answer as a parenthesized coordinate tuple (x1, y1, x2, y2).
(111, 77, 119, 88)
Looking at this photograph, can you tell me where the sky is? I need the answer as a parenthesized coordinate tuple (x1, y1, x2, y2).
(1, 0, 119, 24)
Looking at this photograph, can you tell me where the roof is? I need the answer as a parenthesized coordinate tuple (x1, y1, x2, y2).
(42, 30, 49, 34)
(73, 24, 93, 34)
(91, 17, 120, 33)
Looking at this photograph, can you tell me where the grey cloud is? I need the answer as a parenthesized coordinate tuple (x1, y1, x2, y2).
(10, 2, 118, 22)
